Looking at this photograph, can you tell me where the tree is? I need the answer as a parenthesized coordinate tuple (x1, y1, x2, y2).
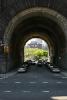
(34, 49, 48, 60)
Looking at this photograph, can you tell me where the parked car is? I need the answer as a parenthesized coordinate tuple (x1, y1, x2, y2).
(31, 60, 36, 65)
(35, 61, 38, 64)
(17, 62, 29, 73)
(26, 60, 36, 65)
(45, 61, 51, 68)
(37, 60, 43, 67)
(18, 67, 27, 73)
(26, 60, 32, 65)
(45, 62, 60, 73)
(50, 66, 60, 73)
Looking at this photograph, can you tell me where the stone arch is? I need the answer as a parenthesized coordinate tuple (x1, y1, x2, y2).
(20, 32, 54, 63)
(4, 7, 67, 46)
(4, 7, 67, 71)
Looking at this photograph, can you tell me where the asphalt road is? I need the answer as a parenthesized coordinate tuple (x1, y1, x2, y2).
(0, 65, 67, 100)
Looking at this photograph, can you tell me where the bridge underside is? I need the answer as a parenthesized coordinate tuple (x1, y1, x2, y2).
(0, 8, 67, 72)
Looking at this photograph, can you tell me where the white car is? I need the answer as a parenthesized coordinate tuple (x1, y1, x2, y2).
(18, 67, 27, 73)
(52, 68, 60, 73)
(50, 67, 60, 73)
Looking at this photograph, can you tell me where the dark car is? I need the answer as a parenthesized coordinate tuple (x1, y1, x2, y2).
(37, 60, 43, 67)
(26, 60, 32, 65)
(45, 61, 51, 68)
(31, 60, 36, 65)
(26, 60, 36, 65)
(17, 62, 29, 73)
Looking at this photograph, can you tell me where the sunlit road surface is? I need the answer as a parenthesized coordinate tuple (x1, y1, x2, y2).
(51, 96, 67, 100)
(0, 65, 67, 100)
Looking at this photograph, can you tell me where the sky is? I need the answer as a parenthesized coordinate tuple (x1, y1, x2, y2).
(25, 38, 48, 47)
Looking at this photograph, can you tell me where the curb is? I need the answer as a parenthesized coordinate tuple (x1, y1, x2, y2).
(0, 71, 17, 79)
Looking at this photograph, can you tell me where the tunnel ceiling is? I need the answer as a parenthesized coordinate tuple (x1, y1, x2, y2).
(1, 0, 67, 39)
(11, 16, 65, 49)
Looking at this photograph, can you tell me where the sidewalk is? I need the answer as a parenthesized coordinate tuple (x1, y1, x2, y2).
(0, 71, 17, 79)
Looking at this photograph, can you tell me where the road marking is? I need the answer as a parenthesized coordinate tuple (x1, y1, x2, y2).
(0, 78, 3, 79)
(23, 91, 31, 93)
(29, 82, 37, 84)
(42, 82, 48, 84)
(3, 76, 8, 78)
(54, 74, 61, 76)
(42, 90, 50, 93)
(56, 81, 63, 84)
(15, 82, 21, 84)
(4, 91, 12, 93)
(62, 77, 67, 79)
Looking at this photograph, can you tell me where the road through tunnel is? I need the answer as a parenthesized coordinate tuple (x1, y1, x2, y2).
(4, 8, 67, 72)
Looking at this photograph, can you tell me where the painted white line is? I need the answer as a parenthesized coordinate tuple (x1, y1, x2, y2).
(42, 90, 50, 93)
(54, 74, 61, 76)
(3, 76, 8, 78)
(0, 78, 3, 79)
(15, 82, 21, 84)
(4, 91, 12, 93)
(42, 82, 48, 84)
(29, 82, 37, 84)
(56, 81, 63, 84)
(23, 91, 31, 93)
(62, 77, 67, 79)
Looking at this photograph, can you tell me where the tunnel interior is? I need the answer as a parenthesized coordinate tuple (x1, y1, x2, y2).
(7, 15, 65, 70)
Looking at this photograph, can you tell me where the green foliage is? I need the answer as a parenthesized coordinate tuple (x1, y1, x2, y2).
(33, 49, 48, 60)
(24, 48, 48, 61)
(43, 51, 48, 57)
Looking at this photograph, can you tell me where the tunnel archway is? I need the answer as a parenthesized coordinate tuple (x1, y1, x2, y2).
(21, 32, 54, 64)
(24, 37, 50, 62)
(4, 7, 67, 71)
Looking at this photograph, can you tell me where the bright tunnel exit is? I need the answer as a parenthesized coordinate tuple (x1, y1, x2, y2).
(24, 38, 49, 62)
